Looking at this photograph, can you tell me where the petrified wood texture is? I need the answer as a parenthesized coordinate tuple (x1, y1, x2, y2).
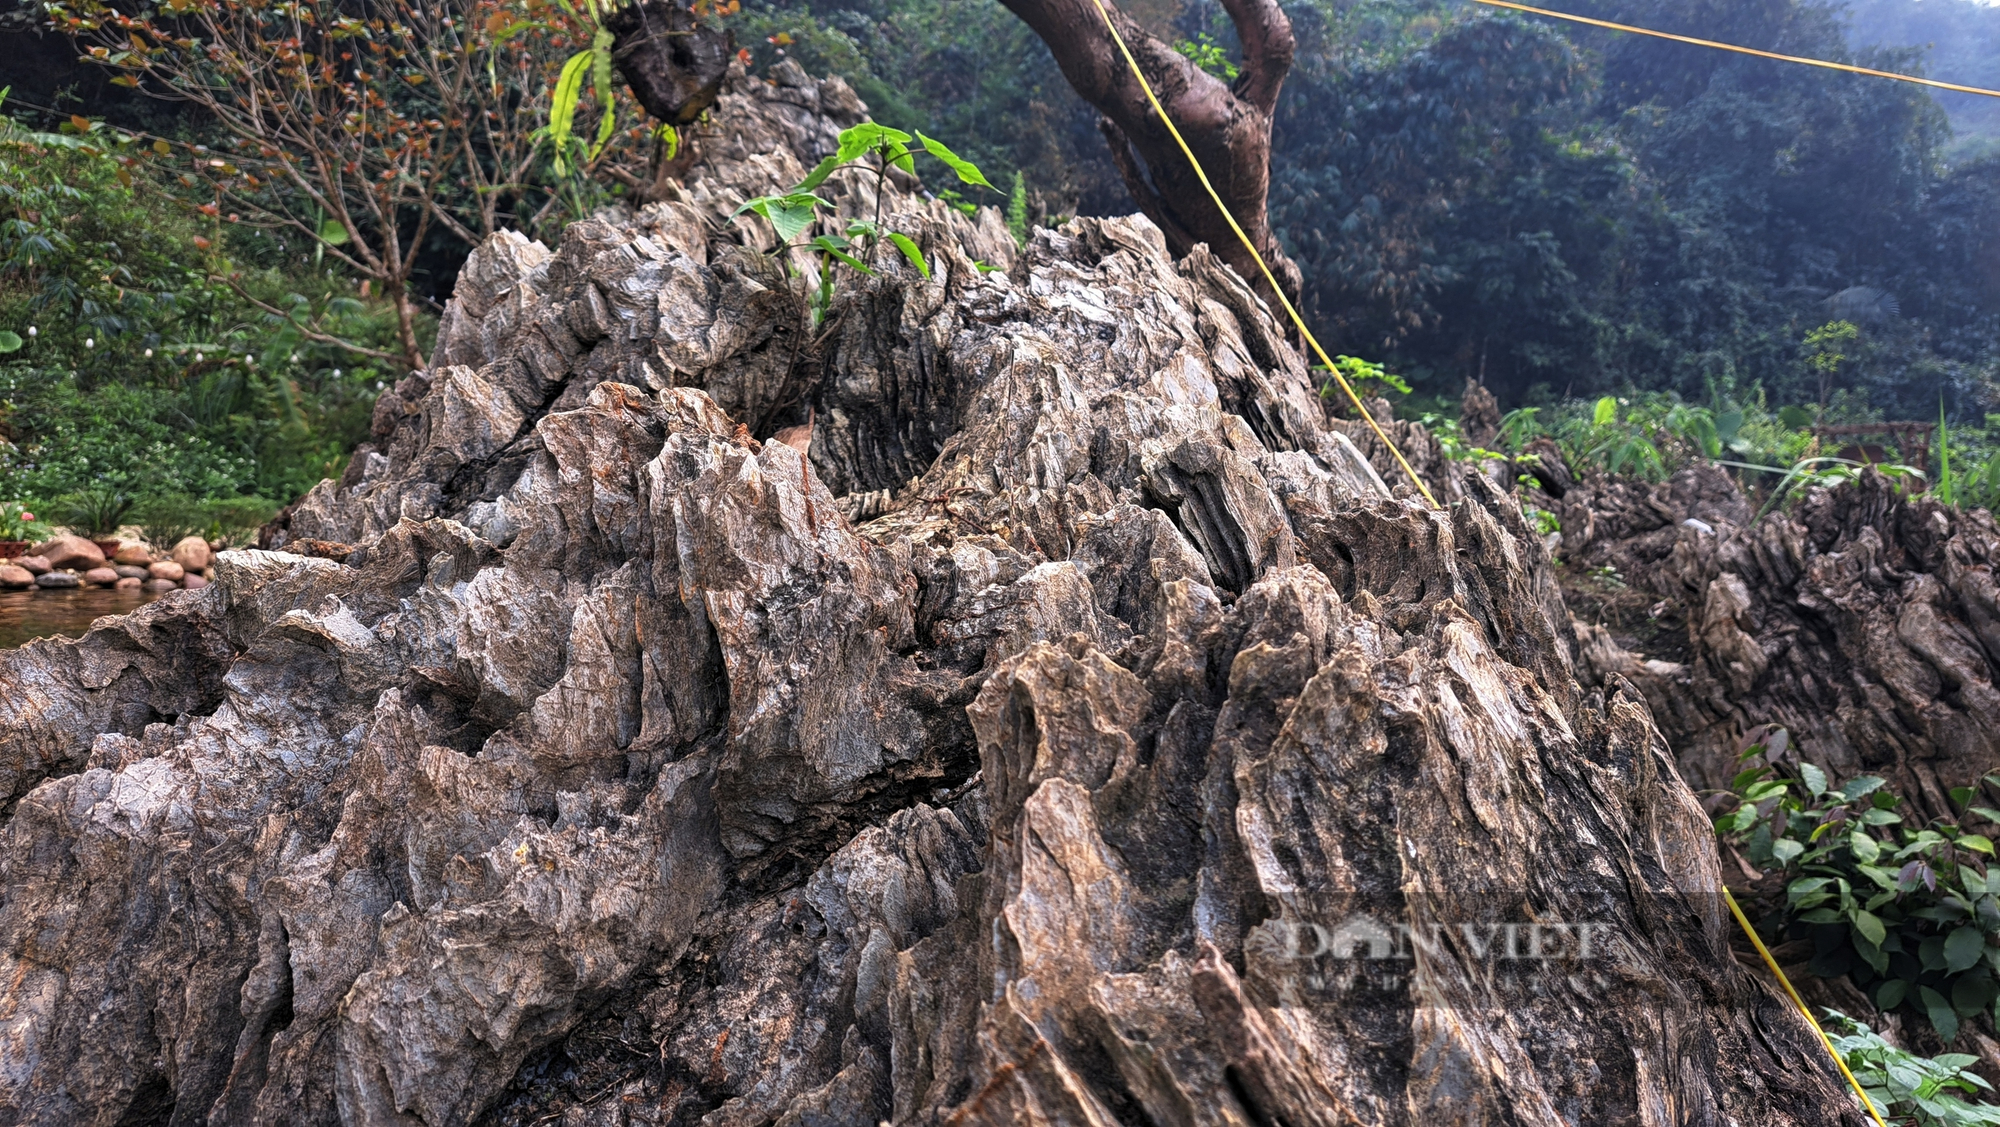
(1, 67, 1851, 1125)
(1563, 464, 2000, 825)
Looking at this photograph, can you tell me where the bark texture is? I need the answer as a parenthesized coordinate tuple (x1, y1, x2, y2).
(1, 67, 1855, 1126)
(995, 0, 1302, 312)
(1557, 463, 2000, 825)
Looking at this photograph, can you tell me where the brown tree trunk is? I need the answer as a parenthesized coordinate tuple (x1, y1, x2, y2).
(998, 0, 1304, 313)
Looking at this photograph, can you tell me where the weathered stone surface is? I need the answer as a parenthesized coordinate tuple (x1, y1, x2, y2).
(33, 571, 79, 588)
(34, 534, 105, 570)
(13, 555, 50, 575)
(1, 65, 1851, 1127)
(1560, 465, 2000, 822)
(171, 535, 214, 572)
(0, 565, 30, 589)
(81, 567, 119, 586)
(148, 560, 186, 582)
(112, 543, 153, 566)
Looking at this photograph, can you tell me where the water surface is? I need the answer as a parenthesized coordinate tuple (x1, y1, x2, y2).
(0, 586, 166, 649)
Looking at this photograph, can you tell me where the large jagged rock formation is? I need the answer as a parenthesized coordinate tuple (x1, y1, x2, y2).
(2, 65, 1857, 1125)
(1559, 463, 2000, 825)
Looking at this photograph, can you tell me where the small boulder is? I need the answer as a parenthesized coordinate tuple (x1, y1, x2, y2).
(15, 555, 51, 575)
(115, 576, 143, 591)
(171, 536, 213, 573)
(0, 565, 32, 589)
(112, 543, 154, 566)
(35, 571, 81, 589)
(36, 535, 105, 570)
(114, 564, 149, 580)
(148, 560, 186, 582)
(82, 567, 120, 587)
(181, 574, 209, 590)
(141, 578, 179, 593)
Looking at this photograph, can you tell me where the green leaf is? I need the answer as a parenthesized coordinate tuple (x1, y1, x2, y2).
(916, 131, 996, 191)
(0, 330, 20, 353)
(1841, 776, 1888, 802)
(547, 50, 593, 173)
(1958, 834, 1994, 855)
(885, 232, 929, 278)
(1952, 786, 1977, 808)
(1771, 837, 1805, 865)
(317, 218, 350, 247)
(1800, 763, 1828, 797)
(734, 192, 828, 245)
(1852, 832, 1881, 863)
(1970, 807, 2000, 824)
(1861, 808, 1904, 825)
(1921, 984, 1961, 1042)
(1731, 765, 1772, 790)
(587, 29, 616, 160)
(834, 122, 913, 165)
(1850, 908, 1887, 947)
(796, 154, 845, 193)
(813, 235, 875, 275)
(1593, 395, 1618, 426)
(1876, 977, 1909, 1010)
(1945, 925, 1987, 973)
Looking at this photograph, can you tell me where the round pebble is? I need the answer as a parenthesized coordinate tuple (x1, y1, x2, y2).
(83, 567, 120, 587)
(35, 571, 81, 589)
(115, 576, 144, 591)
(149, 560, 186, 582)
(141, 578, 179, 593)
(114, 564, 149, 580)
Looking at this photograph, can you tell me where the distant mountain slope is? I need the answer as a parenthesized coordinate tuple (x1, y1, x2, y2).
(1841, 0, 2000, 159)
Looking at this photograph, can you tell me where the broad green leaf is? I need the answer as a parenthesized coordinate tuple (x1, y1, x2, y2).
(1952, 785, 1977, 808)
(885, 232, 929, 278)
(1771, 837, 1804, 864)
(834, 123, 913, 164)
(1944, 925, 1987, 973)
(796, 154, 844, 193)
(1851, 832, 1880, 863)
(1958, 833, 1994, 855)
(1861, 808, 1903, 825)
(1876, 977, 1908, 1010)
(1850, 908, 1887, 946)
(813, 235, 875, 275)
(1841, 775, 1888, 802)
(916, 131, 996, 191)
(734, 193, 828, 245)
(1970, 806, 2000, 824)
(1797, 907, 1840, 923)
(1731, 765, 1772, 790)
(318, 218, 350, 246)
(1593, 395, 1618, 426)
(1729, 804, 1758, 833)
(1800, 763, 1827, 797)
(1743, 779, 1789, 802)
(0, 330, 20, 353)
(1921, 984, 1961, 1042)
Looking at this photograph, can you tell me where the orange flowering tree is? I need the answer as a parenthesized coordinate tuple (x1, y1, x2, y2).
(49, 0, 640, 369)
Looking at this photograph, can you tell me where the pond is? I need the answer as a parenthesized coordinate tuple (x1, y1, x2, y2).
(0, 586, 167, 650)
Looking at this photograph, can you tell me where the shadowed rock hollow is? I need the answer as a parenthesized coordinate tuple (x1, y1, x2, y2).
(1, 64, 1858, 1126)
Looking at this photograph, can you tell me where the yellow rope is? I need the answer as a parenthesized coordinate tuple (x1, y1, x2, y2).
(1723, 888, 1891, 1127)
(1475, 0, 2000, 101)
(1083, 0, 1442, 510)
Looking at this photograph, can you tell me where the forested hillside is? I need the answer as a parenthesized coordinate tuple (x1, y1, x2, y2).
(1843, 0, 2000, 160)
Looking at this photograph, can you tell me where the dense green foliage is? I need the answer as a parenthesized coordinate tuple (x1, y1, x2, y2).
(1825, 1011, 2000, 1126)
(0, 105, 418, 531)
(1717, 728, 2000, 1043)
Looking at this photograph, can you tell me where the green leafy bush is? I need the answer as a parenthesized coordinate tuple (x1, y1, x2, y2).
(0, 500, 48, 541)
(1825, 1011, 2000, 1126)
(1717, 730, 2000, 1042)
